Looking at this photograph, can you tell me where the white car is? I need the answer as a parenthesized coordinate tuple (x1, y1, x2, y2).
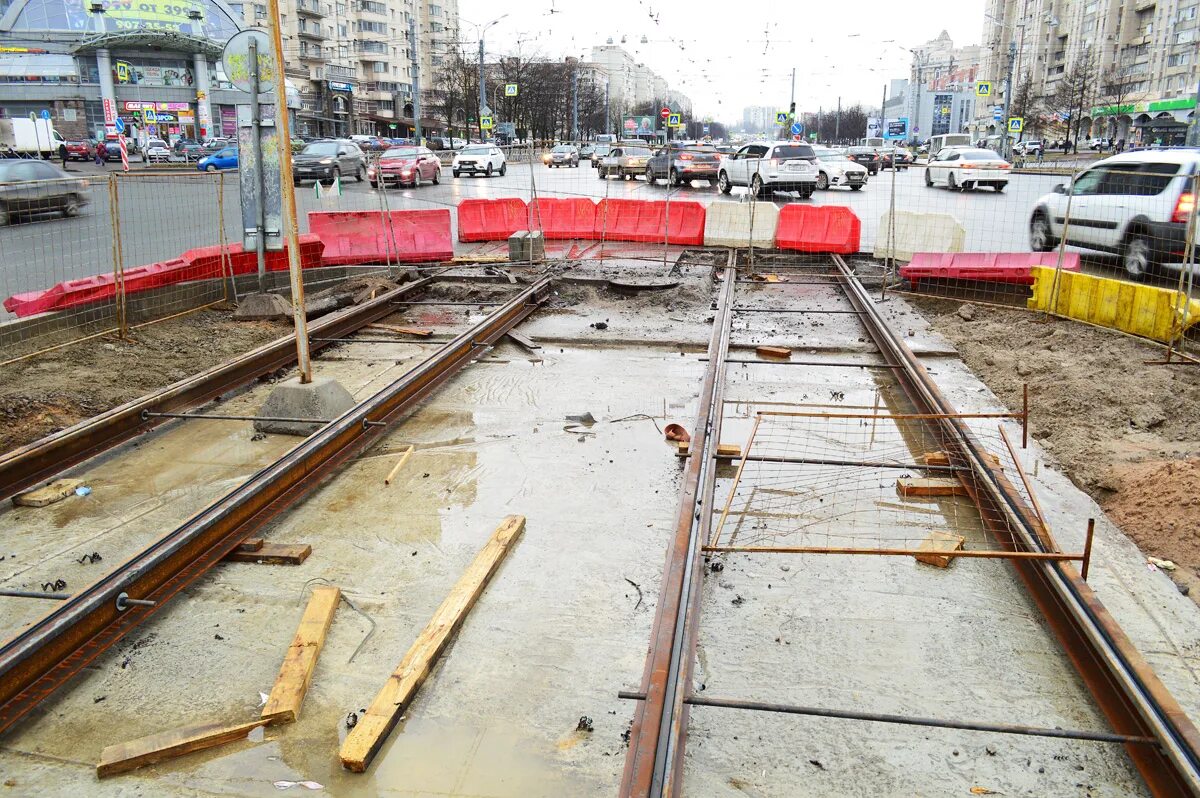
(144, 139, 171, 163)
(924, 147, 1011, 192)
(453, 144, 506, 177)
(1029, 149, 1199, 279)
(1013, 140, 1043, 156)
(717, 141, 818, 198)
(812, 147, 868, 191)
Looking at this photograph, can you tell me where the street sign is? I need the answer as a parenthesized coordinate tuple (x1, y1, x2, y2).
(993, 105, 1003, 121)
(660, 106, 671, 120)
(221, 29, 276, 95)
(809, 132, 818, 141)
(668, 112, 681, 128)
(39, 109, 50, 120)
(790, 121, 804, 136)
(505, 83, 518, 97)
(702, 124, 710, 134)
(389, 123, 397, 129)
(145, 109, 157, 123)
(114, 117, 125, 134)
(976, 81, 992, 98)
(776, 112, 788, 125)
(480, 115, 494, 129)
(1008, 117, 1024, 133)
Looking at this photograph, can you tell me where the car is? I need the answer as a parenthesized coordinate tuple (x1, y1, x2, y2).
(880, 147, 912, 170)
(428, 136, 453, 151)
(646, 141, 721, 186)
(453, 144, 506, 177)
(197, 146, 238, 171)
(845, 146, 882, 175)
(1013, 140, 1044, 156)
(144, 138, 172, 163)
(589, 143, 612, 167)
(811, 147, 868, 191)
(544, 144, 580, 168)
(1028, 149, 1200, 279)
(597, 143, 652, 179)
(368, 145, 440, 187)
(0, 159, 90, 225)
(1089, 138, 1112, 151)
(580, 143, 595, 159)
(717, 141, 818, 198)
(924, 147, 1011, 191)
(101, 139, 142, 162)
(451, 137, 467, 150)
(64, 140, 92, 161)
(292, 139, 366, 184)
(202, 138, 231, 152)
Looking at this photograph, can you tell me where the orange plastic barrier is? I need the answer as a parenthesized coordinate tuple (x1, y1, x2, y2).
(528, 198, 597, 240)
(457, 198, 529, 242)
(308, 209, 452, 265)
(775, 205, 861, 254)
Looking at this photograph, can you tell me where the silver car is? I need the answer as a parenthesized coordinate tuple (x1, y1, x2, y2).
(545, 144, 579, 168)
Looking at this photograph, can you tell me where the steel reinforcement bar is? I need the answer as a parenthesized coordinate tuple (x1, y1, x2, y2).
(0, 278, 553, 736)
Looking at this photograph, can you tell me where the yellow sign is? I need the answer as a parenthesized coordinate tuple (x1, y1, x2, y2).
(480, 115, 494, 129)
(668, 113, 681, 128)
(776, 112, 788, 125)
(1008, 117, 1024, 133)
(975, 81, 992, 98)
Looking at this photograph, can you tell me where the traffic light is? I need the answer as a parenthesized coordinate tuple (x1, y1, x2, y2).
(789, 101, 795, 119)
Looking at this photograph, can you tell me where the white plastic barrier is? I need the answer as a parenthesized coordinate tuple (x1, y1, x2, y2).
(873, 210, 966, 261)
(703, 200, 780, 248)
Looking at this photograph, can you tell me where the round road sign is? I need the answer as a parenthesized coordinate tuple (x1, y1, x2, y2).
(221, 29, 277, 95)
(660, 107, 671, 120)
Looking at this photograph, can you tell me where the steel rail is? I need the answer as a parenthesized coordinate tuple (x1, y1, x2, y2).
(830, 254, 1200, 796)
(0, 278, 553, 736)
(0, 276, 441, 504)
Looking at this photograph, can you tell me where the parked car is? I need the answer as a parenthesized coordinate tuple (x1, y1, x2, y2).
(845, 146, 882, 175)
(924, 147, 1010, 191)
(880, 147, 912, 170)
(1013, 140, 1044, 156)
(197, 146, 238, 171)
(811, 147, 867, 190)
(173, 138, 203, 161)
(717, 141, 818, 198)
(544, 144, 580, 168)
(1029, 149, 1200, 279)
(64, 140, 92, 161)
(143, 138, 172, 163)
(369, 146, 440, 187)
(589, 143, 612, 167)
(291, 139, 366, 184)
(597, 144, 652, 179)
(453, 144, 506, 177)
(1089, 138, 1112, 151)
(646, 141, 721, 186)
(202, 138, 231, 152)
(102, 139, 141, 162)
(451, 137, 467, 149)
(0, 159, 90, 225)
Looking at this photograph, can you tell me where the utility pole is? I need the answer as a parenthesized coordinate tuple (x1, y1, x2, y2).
(408, 17, 422, 143)
(835, 96, 841, 142)
(1189, 76, 1200, 146)
(477, 39, 486, 141)
(913, 52, 924, 145)
(1000, 40, 1015, 158)
(571, 64, 579, 142)
(880, 83, 887, 140)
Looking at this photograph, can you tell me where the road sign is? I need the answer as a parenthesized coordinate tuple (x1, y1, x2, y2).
(114, 117, 125, 134)
(40, 109, 51, 120)
(790, 121, 804, 136)
(809, 132, 818, 141)
(702, 124, 710, 134)
(480, 115, 493, 130)
(145, 109, 157, 123)
(505, 83, 518, 97)
(668, 112, 681, 128)
(993, 105, 1003, 121)
(976, 81, 992, 98)
(388, 122, 397, 129)
(776, 111, 788, 125)
(660, 107, 671, 120)
(221, 29, 276, 95)
(1008, 117, 1024, 133)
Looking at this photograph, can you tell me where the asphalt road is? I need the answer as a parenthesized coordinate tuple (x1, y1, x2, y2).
(0, 158, 1157, 318)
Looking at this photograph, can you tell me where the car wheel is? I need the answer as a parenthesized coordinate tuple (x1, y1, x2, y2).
(500, 163, 506, 176)
(413, 172, 421, 188)
(331, 167, 341, 183)
(453, 170, 460, 178)
(432, 167, 441, 185)
(850, 185, 863, 191)
(205, 164, 217, 172)
(670, 169, 683, 188)
(718, 171, 732, 194)
(750, 174, 765, 198)
(486, 163, 494, 176)
(598, 168, 606, 179)
(924, 169, 933, 187)
(370, 180, 378, 189)
(994, 183, 1005, 192)
(356, 165, 364, 182)
(947, 172, 958, 191)
(62, 196, 80, 217)
(1122, 232, 1153, 279)
(798, 188, 813, 200)
(816, 172, 829, 190)
(1029, 212, 1057, 252)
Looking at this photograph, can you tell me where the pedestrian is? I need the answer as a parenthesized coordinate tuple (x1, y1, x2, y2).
(59, 143, 68, 169)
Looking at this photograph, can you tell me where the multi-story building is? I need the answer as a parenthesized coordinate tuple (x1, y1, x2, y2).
(905, 31, 980, 144)
(742, 105, 776, 135)
(976, 0, 1199, 144)
(587, 44, 685, 114)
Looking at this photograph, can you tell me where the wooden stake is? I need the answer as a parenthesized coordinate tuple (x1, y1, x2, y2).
(339, 515, 525, 772)
(261, 586, 340, 723)
(384, 445, 415, 485)
(223, 542, 311, 565)
(97, 713, 289, 778)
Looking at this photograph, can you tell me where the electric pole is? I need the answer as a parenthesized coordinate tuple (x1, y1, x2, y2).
(1000, 40, 1015, 158)
(409, 17, 422, 143)
(477, 39, 486, 140)
(880, 83, 887, 140)
(571, 64, 579, 142)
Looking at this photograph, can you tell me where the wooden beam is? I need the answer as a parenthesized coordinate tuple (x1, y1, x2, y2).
(384, 445, 415, 486)
(261, 586, 341, 723)
(97, 712, 289, 778)
(755, 345, 792, 360)
(223, 542, 312, 565)
(339, 515, 526, 773)
(505, 330, 542, 351)
(237, 537, 264, 552)
(13, 478, 83, 508)
(896, 477, 969, 498)
(914, 531, 967, 568)
(367, 323, 434, 337)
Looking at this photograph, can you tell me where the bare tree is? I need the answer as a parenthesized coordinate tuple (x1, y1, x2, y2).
(1051, 47, 1100, 152)
(1098, 60, 1146, 145)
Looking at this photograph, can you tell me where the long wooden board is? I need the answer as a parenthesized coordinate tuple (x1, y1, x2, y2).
(339, 515, 526, 772)
(896, 477, 969, 498)
(261, 586, 341, 723)
(223, 542, 312, 565)
(97, 712, 289, 778)
(13, 479, 82, 507)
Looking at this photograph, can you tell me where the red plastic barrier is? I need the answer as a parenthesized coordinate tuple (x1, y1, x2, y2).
(775, 204, 861, 254)
(528, 198, 597, 240)
(900, 252, 1082, 287)
(309, 209, 452, 265)
(593, 199, 706, 245)
(181, 234, 324, 278)
(457, 198, 528, 242)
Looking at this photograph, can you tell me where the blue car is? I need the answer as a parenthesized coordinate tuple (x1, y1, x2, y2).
(197, 147, 238, 171)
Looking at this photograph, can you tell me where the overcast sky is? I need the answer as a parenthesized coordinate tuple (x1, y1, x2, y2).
(458, 0, 986, 122)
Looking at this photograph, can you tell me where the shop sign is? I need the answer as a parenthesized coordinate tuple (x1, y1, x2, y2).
(328, 80, 353, 93)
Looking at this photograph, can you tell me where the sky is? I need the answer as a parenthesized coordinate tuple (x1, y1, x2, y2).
(457, 0, 987, 123)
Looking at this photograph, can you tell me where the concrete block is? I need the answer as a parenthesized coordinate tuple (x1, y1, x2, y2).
(507, 230, 545, 263)
(234, 292, 292, 321)
(255, 375, 356, 436)
(874, 211, 966, 261)
(703, 201, 779, 248)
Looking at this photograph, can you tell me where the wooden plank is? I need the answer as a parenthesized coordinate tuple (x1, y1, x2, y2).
(238, 537, 264, 552)
(223, 543, 312, 565)
(366, 323, 435, 337)
(13, 479, 83, 508)
(384, 445, 415, 485)
(922, 451, 1002, 469)
(339, 515, 526, 773)
(914, 531, 967, 568)
(96, 712, 289, 778)
(896, 477, 969, 498)
(676, 443, 741, 459)
(505, 330, 542, 351)
(261, 586, 340, 723)
(755, 345, 792, 360)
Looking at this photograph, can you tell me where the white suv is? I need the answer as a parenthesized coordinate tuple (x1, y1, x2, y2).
(1029, 149, 1199, 279)
(453, 144, 506, 177)
(717, 141, 818, 198)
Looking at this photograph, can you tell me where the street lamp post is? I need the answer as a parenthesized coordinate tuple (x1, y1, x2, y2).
(474, 14, 507, 141)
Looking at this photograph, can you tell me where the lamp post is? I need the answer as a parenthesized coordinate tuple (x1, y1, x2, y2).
(473, 14, 507, 140)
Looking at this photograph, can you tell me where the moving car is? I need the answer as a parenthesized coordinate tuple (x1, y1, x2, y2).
(597, 144, 652, 179)
(453, 144, 506, 177)
(369, 146, 441, 187)
(292, 139, 366, 184)
(811, 147, 867, 190)
(64, 140, 92, 161)
(197, 147, 238, 171)
(646, 142, 721, 186)
(927, 133, 972, 161)
(174, 139, 205, 162)
(144, 138, 172, 163)
(845, 147, 881, 175)
(880, 147, 912, 170)
(717, 141, 818, 198)
(544, 144, 580, 168)
(580, 143, 595, 159)
(924, 147, 1010, 191)
(0, 159, 90, 225)
(589, 143, 612, 167)
(1029, 149, 1200, 279)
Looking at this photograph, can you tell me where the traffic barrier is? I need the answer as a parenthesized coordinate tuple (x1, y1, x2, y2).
(901, 252, 1081, 288)
(873, 211, 966, 261)
(181, 235, 325, 277)
(593, 199, 706, 246)
(528, 198, 597, 240)
(703, 201, 779, 248)
(309, 209, 452, 265)
(457, 198, 528, 242)
(1027, 266, 1200, 344)
(775, 205, 861, 254)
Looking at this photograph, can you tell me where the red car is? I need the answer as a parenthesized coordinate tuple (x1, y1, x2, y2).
(367, 146, 441, 188)
(64, 140, 93, 161)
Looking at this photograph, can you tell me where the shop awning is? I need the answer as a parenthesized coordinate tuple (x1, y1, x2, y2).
(0, 53, 77, 78)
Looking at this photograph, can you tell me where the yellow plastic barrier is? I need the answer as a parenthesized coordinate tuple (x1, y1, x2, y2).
(1027, 266, 1200, 344)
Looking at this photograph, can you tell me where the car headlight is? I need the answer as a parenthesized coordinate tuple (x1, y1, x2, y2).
(319, 158, 333, 165)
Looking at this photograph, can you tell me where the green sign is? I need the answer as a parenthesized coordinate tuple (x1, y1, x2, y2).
(389, 123, 397, 129)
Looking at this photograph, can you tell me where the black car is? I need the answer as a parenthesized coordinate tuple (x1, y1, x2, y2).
(846, 147, 881, 175)
(880, 148, 912, 170)
(174, 139, 204, 162)
(292, 139, 366, 184)
(646, 142, 721, 186)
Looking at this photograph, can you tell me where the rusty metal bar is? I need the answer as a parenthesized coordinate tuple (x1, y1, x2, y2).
(725, 454, 962, 472)
(711, 359, 902, 369)
(759, 410, 1022, 420)
(0, 278, 553, 736)
(1082, 519, 1096, 582)
(701, 545, 1083, 561)
(998, 424, 1059, 553)
(1022, 383, 1030, 449)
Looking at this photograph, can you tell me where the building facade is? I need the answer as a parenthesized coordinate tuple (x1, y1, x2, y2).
(906, 31, 980, 144)
(741, 105, 775, 135)
(587, 44, 687, 117)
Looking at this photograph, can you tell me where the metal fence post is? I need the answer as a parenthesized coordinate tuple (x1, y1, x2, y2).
(108, 174, 127, 338)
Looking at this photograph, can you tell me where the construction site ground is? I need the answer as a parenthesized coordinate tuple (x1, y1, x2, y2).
(1, 255, 1198, 797)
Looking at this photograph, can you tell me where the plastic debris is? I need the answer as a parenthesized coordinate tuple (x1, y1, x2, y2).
(1148, 556, 1177, 571)
(273, 781, 324, 791)
(75, 486, 92, 497)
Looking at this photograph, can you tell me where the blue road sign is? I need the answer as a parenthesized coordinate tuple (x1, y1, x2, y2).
(993, 105, 1003, 121)
(703, 124, 710, 134)
(39, 109, 50, 120)
(114, 117, 125, 134)
(790, 121, 804, 136)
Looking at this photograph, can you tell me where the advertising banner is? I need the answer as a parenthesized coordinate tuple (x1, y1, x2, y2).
(622, 114, 655, 137)
(884, 118, 909, 140)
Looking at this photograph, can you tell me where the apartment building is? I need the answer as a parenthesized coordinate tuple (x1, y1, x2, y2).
(741, 106, 777, 135)
(976, 0, 1199, 143)
(588, 44, 688, 115)
(906, 32, 981, 143)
